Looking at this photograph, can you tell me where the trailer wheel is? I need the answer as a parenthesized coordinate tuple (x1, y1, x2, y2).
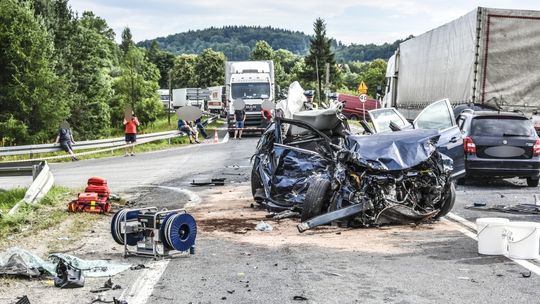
(301, 179, 331, 222)
(527, 177, 539, 187)
(435, 182, 455, 219)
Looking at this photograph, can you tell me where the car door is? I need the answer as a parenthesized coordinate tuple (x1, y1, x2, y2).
(413, 99, 465, 178)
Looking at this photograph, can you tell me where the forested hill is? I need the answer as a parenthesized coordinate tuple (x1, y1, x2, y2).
(137, 26, 405, 62)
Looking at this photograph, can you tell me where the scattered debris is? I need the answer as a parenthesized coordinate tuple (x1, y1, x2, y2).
(90, 278, 122, 293)
(272, 210, 300, 220)
(473, 202, 487, 207)
(0, 247, 131, 279)
(53, 259, 85, 288)
(129, 264, 146, 270)
(191, 178, 226, 186)
(15, 295, 30, 304)
(293, 295, 308, 301)
(255, 221, 273, 231)
(227, 290, 235, 294)
(521, 271, 532, 278)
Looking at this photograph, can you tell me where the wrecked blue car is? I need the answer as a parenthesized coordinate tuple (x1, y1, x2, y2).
(250, 107, 456, 232)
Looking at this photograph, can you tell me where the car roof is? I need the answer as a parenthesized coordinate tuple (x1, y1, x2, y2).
(466, 111, 528, 118)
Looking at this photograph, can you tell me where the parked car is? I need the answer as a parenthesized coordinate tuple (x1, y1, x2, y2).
(251, 107, 455, 231)
(367, 99, 465, 179)
(334, 93, 380, 120)
(455, 110, 540, 186)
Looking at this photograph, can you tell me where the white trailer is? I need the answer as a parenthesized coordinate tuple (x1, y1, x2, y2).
(384, 7, 540, 119)
(171, 88, 209, 109)
(207, 85, 224, 115)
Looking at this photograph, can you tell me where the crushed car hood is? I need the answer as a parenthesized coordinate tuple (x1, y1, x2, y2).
(345, 129, 440, 171)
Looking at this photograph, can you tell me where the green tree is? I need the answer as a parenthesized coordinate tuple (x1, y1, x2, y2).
(194, 48, 226, 87)
(112, 46, 161, 127)
(250, 41, 274, 60)
(0, 0, 69, 144)
(120, 27, 134, 55)
(147, 41, 176, 88)
(357, 59, 387, 98)
(304, 18, 339, 103)
(66, 11, 120, 139)
(171, 54, 197, 88)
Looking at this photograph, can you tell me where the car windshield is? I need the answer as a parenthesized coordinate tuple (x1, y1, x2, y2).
(231, 83, 270, 99)
(471, 117, 533, 137)
(370, 110, 410, 133)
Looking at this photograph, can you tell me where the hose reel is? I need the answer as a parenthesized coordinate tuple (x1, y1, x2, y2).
(110, 207, 197, 257)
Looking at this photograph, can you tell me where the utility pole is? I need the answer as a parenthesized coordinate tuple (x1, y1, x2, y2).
(315, 58, 321, 107)
(168, 69, 172, 126)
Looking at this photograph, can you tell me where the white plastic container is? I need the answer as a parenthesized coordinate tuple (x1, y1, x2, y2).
(476, 218, 510, 255)
(506, 221, 540, 260)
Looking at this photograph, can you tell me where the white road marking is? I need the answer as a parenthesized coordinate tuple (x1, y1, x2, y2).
(120, 259, 170, 304)
(445, 212, 540, 275)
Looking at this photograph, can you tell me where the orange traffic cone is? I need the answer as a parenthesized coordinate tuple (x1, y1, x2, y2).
(213, 129, 219, 144)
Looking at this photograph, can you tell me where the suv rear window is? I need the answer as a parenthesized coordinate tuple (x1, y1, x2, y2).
(471, 116, 533, 137)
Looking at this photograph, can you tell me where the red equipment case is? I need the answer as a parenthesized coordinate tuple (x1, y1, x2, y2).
(87, 176, 107, 186)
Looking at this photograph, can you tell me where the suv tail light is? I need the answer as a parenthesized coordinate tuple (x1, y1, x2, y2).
(533, 139, 540, 156)
(464, 136, 476, 154)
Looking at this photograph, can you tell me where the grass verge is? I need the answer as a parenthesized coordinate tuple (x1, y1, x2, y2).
(0, 187, 76, 246)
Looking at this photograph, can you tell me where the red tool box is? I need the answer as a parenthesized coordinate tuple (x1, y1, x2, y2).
(67, 177, 112, 214)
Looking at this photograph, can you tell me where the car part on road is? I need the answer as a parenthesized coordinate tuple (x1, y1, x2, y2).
(255, 221, 273, 231)
(15, 296, 30, 304)
(191, 178, 226, 186)
(298, 204, 370, 233)
(110, 207, 197, 258)
(53, 258, 85, 288)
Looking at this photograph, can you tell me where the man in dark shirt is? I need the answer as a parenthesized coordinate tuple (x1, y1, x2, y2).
(233, 109, 246, 139)
(54, 122, 78, 161)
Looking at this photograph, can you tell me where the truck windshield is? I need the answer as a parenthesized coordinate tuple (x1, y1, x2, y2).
(231, 83, 270, 99)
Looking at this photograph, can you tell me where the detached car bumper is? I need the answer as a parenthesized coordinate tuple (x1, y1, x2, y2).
(465, 157, 540, 178)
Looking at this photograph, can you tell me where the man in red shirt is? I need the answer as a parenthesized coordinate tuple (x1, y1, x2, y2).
(123, 113, 140, 156)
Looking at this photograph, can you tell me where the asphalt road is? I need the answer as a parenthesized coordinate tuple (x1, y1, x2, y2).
(2, 134, 540, 303)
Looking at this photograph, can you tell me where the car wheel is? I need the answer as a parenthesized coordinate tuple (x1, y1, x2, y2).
(527, 177, 539, 187)
(251, 164, 263, 197)
(435, 182, 455, 219)
(301, 179, 331, 222)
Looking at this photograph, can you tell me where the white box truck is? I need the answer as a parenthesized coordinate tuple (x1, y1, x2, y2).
(207, 85, 224, 115)
(157, 89, 171, 109)
(225, 60, 275, 133)
(171, 88, 209, 109)
(384, 7, 540, 121)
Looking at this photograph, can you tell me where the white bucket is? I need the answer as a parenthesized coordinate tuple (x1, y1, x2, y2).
(506, 221, 540, 260)
(476, 218, 510, 255)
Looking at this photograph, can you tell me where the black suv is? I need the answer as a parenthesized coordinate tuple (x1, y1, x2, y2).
(456, 110, 540, 186)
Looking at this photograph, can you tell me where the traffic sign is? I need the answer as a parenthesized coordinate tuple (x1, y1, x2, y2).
(359, 94, 368, 103)
(358, 81, 368, 94)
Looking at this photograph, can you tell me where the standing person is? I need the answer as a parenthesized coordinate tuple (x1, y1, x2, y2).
(178, 119, 199, 144)
(233, 108, 246, 139)
(54, 122, 78, 161)
(195, 117, 209, 139)
(261, 108, 273, 128)
(303, 90, 315, 110)
(123, 113, 140, 156)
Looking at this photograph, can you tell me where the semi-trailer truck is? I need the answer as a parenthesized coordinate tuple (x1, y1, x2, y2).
(384, 7, 540, 121)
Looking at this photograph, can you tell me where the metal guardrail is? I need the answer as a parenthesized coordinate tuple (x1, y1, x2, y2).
(3, 161, 55, 215)
(0, 115, 219, 158)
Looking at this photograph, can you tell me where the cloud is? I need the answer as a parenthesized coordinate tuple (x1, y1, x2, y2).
(68, 0, 540, 45)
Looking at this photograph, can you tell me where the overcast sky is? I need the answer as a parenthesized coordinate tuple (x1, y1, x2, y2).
(69, 0, 540, 45)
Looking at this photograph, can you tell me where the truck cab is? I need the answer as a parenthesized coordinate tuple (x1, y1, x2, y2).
(225, 61, 275, 133)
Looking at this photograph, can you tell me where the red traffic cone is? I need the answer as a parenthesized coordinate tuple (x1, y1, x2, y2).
(213, 129, 219, 144)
